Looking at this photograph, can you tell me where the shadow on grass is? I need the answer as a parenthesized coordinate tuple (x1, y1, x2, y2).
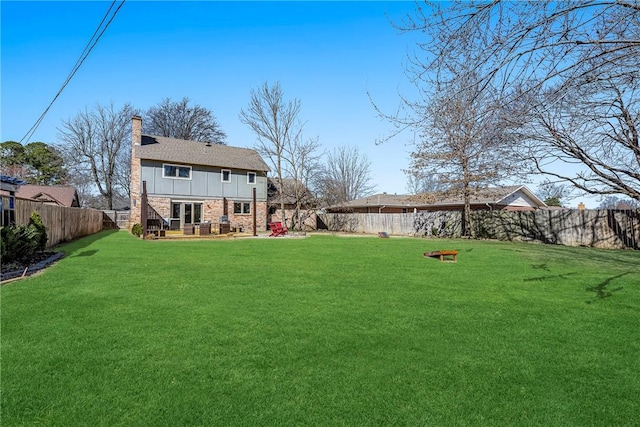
(531, 263, 551, 272)
(72, 250, 99, 257)
(524, 272, 578, 282)
(57, 229, 120, 257)
(585, 271, 631, 304)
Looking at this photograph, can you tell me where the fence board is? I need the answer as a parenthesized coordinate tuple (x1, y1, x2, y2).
(13, 199, 104, 248)
(102, 210, 130, 229)
(318, 209, 640, 249)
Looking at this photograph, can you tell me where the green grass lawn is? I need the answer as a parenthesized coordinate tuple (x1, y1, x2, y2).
(2, 230, 639, 426)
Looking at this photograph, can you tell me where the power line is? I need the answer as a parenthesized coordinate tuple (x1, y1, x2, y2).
(20, 0, 126, 143)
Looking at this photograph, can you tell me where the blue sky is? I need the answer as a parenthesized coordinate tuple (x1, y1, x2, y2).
(2, 1, 425, 196)
(0, 1, 601, 207)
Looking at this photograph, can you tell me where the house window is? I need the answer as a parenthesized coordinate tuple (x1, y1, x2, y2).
(247, 172, 256, 184)
(222, 169, 231, 183)
(163, 164, 191, 179)
(233, 202, 251, 214)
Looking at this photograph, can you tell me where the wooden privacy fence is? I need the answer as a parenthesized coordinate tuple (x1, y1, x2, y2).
(103, 210, 130, 229)
(472, 209, 639, 249)
(14, 199, 104, 248)
(318, 212, 460, 236)
(318, 209, 640, 250)
(317, 213, 418, 235)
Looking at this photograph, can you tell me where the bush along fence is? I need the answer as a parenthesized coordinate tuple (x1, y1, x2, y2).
(1, 211, 48, 265)
(318, 209, 640, 249)
(13, 199, 104, 248)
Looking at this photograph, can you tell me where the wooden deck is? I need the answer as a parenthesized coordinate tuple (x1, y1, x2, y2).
(145, 229, 251, 240)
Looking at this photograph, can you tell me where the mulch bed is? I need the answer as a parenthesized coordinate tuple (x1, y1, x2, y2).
(1, 252, 65, 283)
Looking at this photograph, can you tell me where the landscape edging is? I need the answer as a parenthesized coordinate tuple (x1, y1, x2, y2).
(0, 252, 65, 283)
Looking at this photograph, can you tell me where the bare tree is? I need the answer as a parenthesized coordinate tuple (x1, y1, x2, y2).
(400, 1, 640, 202)
(374, 10, 517, 236)
(598, 195, 640, 210)
(536, 180, 574, 207)
(240, 82, 302, 228)
(58, 102, 135, 209)
(145, 97, 226, 144)
(517, 75, 640, 201)
(414, 73, 516, 236)
(283, 135, 323, 230)
(319, 146, 375, 205)
(404, 1, 640, 99)
(405, 171, 446, 195)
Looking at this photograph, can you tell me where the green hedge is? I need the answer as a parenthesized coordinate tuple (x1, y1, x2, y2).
(1, 211, 48, 264)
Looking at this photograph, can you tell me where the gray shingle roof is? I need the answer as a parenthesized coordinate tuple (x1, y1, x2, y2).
(16, 185, 79, 207)
(337, 193, 412, 208)
(332, 186, 545, 209)
(420, 185, 536, 206)
(135, 135, 270, 172)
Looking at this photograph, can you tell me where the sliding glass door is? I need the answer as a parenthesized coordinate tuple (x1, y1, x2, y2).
(171, 202, 203, 229)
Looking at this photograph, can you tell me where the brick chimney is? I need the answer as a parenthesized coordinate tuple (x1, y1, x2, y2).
(132, 115, 142, 146)
(129, 116, 143, 228)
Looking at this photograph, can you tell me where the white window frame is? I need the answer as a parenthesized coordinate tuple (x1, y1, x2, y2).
(163, 163, 192, 180)
(221, 169, 231, 183)
(247, 172, 256, 184)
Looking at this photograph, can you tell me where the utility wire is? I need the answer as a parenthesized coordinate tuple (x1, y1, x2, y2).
(20, 0, 126, 143)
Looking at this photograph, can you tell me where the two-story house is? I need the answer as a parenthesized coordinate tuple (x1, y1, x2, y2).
(129, 116, 270, 233)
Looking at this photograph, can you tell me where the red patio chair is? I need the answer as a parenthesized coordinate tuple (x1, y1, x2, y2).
(269, 221, 288, 237)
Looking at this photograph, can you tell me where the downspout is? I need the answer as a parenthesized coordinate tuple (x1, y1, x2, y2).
(485, 203, 493, 210)
(379, 205, 386, 213)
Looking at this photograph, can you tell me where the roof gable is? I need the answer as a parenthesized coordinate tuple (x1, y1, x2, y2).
(136, 135, 270, 172)
(494, 186, 546, 208)
(15, 185, 79, 207)
(32, 192, 61, 205)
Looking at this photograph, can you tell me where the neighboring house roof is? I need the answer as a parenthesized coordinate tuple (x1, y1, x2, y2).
(426, 185, 546, 208)
(15, 185, 80, 207)
(335, 193, 411, 209)
(136, 135, 270, 172)
(330, 185, 546, 211)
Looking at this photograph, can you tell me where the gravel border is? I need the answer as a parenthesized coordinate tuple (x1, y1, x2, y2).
(0, 252, 65, 283)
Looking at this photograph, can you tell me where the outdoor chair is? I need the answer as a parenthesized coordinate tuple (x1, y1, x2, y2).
(269, 221, 288, 237)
